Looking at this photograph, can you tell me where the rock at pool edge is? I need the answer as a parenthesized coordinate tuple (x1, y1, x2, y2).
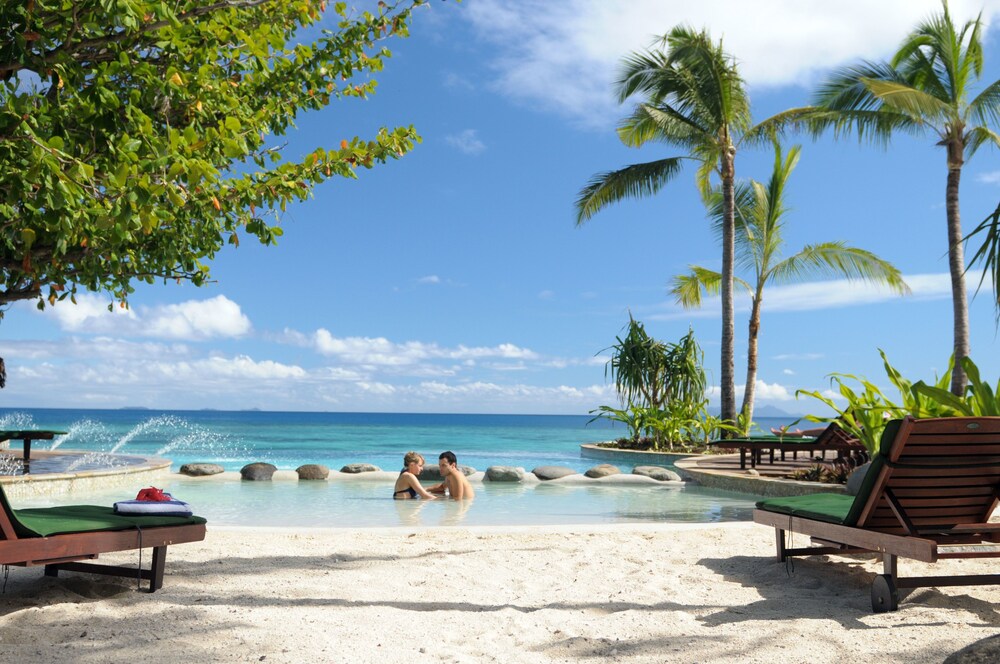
(296, 464, 330, 480)
(179, 463, 225, 477)
(531, 465, 577, 480)
(240, 462, 277, 481)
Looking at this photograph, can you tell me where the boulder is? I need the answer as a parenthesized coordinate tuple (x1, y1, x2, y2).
(585, 464, 621, 478)
(632, 465, 681, 482)
(340, 463, 381, 474)
(485, 465, 525, 482)
(420, 465, 476, 482)
(531, 465, 577, 480)
(296, 464, 329, 480)
(240, 462, 276, 481)
(178, 463, 225, 477)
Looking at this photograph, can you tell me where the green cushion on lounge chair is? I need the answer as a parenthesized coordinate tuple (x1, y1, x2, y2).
(755, 493, 855, 524)
(756, 420, 902, 526)
(11, 505, 207, 538)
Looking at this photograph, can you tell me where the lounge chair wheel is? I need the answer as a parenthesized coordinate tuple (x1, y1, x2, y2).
(871, 574, 898, 612)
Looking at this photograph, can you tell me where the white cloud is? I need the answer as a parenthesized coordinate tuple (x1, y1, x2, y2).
(39, 293, 251, 340)
(746, 380, 795, 401)
(445, 129, 486, 155)
(977, 171, 1000, 185)
(0, 337, 192, 363)
(310, 330, 541, 367)
(44, 294, 136, 331)
(417, 275, 442, 285)
(773, 352, 824, 361)
(143, 296, 251, 340)
(462, 0, 1000, 129)
(647, 272, 975, 320)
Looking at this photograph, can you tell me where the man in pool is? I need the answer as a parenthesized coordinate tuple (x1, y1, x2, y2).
(428, 450, 475, 500)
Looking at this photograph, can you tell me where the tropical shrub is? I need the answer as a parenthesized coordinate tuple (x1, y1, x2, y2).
(593, 320, 719, 450)
(587, 405, 655, 444)
(797, 351, 1000, 455)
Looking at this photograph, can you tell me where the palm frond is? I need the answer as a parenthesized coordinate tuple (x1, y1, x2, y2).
(617, 102, 707, 149)
(575, 158, 685, 225)
(898, 46, 951, 102)
(615, 49, 670, 103)
(705, 180, 755, 260)
(660, 26, 751, 137)
(964, 200, 1000, 322)
(967, 78, 1000, 129)
(670, 266, 750, 308)
(965, 126, 1000, 160)
(814, 60, 903, 110)
(767, 242, 910, 295)
(892, 5, 986, 109)
(862, 78, 952, 124)
(741, 107, 813, 146)
(693, 150, 718, 200)
(798, 108, 920, 145)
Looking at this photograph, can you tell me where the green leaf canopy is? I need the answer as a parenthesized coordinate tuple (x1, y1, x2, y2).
(0, 0, 429, 315)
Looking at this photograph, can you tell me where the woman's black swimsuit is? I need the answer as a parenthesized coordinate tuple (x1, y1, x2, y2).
(393, 471, 418, 499)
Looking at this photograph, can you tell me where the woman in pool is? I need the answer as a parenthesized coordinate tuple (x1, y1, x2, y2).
(393, 451, 437, 500)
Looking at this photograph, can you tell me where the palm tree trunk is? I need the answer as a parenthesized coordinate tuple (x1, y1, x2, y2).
(946, 159, 969, 396)
(720, 148, 737, 427)
(741, 293, 762, 426)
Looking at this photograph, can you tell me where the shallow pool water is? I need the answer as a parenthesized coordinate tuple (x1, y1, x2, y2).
(7, 476, 757, 528)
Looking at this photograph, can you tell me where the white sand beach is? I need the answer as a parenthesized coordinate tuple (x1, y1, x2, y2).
(0, 523, 998, 663)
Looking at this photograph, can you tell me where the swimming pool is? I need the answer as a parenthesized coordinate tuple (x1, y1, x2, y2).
(6, 474, 757, 528)
(0, 409, 778, 528)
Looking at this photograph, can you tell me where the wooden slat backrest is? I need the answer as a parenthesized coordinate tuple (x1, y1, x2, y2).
(813, 423, 863, 449)
(857, 417, 1000, 534)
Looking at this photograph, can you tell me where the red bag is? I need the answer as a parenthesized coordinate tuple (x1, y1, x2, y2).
(135, 487, 169, 502)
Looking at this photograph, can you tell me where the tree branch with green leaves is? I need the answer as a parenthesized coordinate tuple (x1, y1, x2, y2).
(0, 0, 436, 317)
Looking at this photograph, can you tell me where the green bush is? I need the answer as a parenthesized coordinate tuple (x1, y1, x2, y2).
(797, 351, 999, 455)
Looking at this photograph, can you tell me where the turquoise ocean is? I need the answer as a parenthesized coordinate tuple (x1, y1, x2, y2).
(0, 408, 799, 528)
(0, 408, 799, 473)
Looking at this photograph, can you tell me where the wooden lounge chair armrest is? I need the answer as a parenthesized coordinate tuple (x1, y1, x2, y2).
(753, 509, 939, 562)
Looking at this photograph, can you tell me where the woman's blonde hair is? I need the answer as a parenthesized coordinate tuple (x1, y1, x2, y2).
(403, 451, 424, 467)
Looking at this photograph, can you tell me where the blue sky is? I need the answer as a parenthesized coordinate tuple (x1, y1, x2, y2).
(4, 0, 1000, 415)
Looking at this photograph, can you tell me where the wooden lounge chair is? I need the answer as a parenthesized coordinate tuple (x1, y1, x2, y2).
(754, 416, 1000, 612)
(710, 423, 865, 469)
(0, 483, 206, 592)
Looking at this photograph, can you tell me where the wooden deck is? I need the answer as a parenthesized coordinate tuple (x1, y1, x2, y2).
(688, 450, 851, 479)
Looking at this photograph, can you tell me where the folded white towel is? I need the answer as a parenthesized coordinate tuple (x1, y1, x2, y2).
(114, 498, 193, 516)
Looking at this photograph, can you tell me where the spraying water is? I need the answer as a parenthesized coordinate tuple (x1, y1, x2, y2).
(0, 412, 36, 431)
(109, 415, 187, 454)
(49, 419, 110, 451)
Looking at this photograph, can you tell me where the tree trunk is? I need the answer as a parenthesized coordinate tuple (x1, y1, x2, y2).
(720, 148, 737, 428)
(946, 153, 969, 396)
(741, 293, 762, 428)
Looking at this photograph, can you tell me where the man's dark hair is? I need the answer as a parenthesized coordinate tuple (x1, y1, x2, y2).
(439, 450, 457, 465)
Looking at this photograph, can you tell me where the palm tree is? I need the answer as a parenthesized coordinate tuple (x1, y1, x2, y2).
(779, 1, 1000, 395)
(575, 26, 751, 426)
(670, 142, 910, 423)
